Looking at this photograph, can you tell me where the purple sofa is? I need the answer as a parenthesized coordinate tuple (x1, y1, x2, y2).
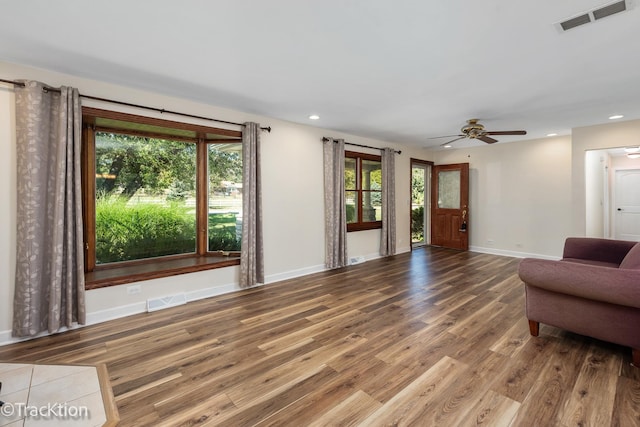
(518, 237, 640, 367)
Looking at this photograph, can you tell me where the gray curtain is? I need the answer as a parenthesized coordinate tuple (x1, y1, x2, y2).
(323, 138, 348, 269)
(380, 147, 396, 256)
(13, 81, 85, 337)
(239, 122, 264, 288)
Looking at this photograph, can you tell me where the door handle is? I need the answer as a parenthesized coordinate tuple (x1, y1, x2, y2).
(459, 206, 468, 232)
(617, 208, 623, 211)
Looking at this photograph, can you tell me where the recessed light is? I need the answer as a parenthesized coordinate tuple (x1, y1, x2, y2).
(627, 153, 640, 159)
(546, 133, 558, 137)
(308, 114, 320, 120)
(624, 146, 640, 153)
(609, 114, 624, 120)
(443, 144, 452, 148)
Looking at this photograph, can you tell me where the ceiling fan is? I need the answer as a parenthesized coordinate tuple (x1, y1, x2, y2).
(431, 119, 527, 146)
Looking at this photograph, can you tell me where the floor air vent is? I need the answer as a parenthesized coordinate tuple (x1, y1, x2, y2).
(556, 0, 632, 32)
(147, 293, 187, 312)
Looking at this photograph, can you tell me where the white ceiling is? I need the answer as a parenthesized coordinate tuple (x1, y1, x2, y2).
(1, 0, 639, 148)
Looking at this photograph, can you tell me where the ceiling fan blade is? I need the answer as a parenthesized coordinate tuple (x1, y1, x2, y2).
(428, 134, 464, 139)
(484, 130, 527, 136)
(440, 136, 466, 146)
(478, 135, 498, 144)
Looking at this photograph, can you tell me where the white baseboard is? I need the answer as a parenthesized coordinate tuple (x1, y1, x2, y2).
(0, 324, 80, 347)
(265, 263, 326, 284)
(362, 252, 383, 262)
(185, 282, 239, 302)
(396, 246, 412, 255)
(0, 329, 25, 346)
(86, 301, 147, 325)
(470, 245, 560, 260)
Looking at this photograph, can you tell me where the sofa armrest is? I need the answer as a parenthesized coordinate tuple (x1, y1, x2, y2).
(562, 237, 636, 265)
(518, 258, 640, 309)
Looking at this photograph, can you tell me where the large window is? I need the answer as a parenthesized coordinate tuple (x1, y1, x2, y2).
(82, 108, 243, 288)
(345, 151, 382, 231)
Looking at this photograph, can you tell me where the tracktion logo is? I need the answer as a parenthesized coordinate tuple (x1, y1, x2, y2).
(1, 402, 91, 420)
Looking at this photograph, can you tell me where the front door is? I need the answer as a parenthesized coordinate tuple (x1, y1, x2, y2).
(431, 163, 469, 250)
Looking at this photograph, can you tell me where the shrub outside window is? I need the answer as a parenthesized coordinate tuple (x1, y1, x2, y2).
(345, 151, 382, 231)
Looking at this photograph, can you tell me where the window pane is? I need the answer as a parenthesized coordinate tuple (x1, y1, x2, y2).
(438, 170, 461, 209)
(345, 157, 357, 190)
(95, 132, 196, 264)
(346, 190, 358, 223)
(208, 143, 243, 252)
(362, 159, 381, 191)
(362, 191, 381, 221)
(361, 160, 381, 222)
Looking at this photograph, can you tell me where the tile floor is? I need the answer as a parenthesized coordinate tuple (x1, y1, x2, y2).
(0, 363, 107, 427)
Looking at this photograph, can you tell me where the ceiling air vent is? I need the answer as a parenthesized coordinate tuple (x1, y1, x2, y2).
(555, 0, 634, 32)
(560, 14, 591, 31)
(593, 0, 627, 20)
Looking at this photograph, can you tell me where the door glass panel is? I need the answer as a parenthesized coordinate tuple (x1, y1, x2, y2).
(438, 170, 460, 209)
(412, 166, 426, 244)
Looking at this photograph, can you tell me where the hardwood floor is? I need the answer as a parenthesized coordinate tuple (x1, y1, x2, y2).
(1, 247, 638, 426)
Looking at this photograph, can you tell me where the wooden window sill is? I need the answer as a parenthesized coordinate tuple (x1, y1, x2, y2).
(85, 256, 240, 290)
(347, 221, 382, 232)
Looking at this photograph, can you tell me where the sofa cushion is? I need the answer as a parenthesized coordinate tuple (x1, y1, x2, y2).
(620, 243, 640, 270)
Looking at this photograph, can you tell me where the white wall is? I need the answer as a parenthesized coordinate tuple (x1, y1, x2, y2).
(585, 150, 608, 237)
(431, 135, 573, 258)
(0, 61, 430, 343)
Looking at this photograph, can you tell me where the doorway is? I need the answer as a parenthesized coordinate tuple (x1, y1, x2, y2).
(585, 148, 640, 241)
(411, 160, 432, 248)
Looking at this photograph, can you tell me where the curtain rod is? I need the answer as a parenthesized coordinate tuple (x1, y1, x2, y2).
(0, 78, 272, 132)
(322, 136, 401, 154)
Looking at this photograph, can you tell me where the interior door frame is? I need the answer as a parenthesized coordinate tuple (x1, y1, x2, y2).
(612, 167, 640, 241)
(410, 158, 434, 250)
(431, 162, 470, 251)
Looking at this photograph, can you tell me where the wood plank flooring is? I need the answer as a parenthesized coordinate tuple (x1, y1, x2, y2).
(1, 247, 638, 426)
